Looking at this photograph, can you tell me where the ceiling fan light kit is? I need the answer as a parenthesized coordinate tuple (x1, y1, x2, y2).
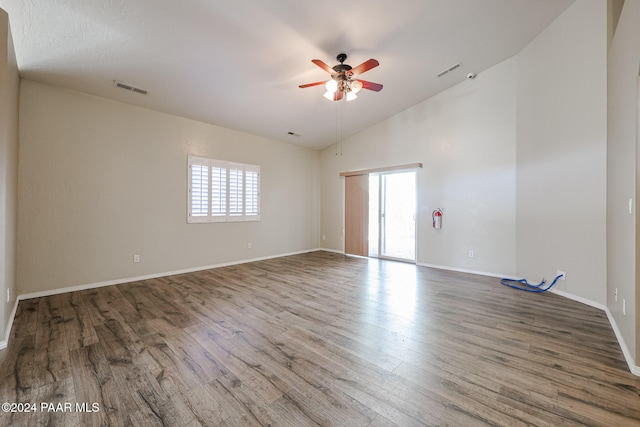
(325, 79, 338, 93)
(299, 53, 383, 102)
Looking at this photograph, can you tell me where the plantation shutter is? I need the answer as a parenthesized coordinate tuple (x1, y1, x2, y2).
(188, 157, 210, 222)
(188, 156, 260, 223)
(245, 169, 259, 217)
(211, 166, 227, 217)
(229, 168, 244, 216)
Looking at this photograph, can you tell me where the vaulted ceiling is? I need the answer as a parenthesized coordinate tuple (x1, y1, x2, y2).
(0, 0, 574, 149)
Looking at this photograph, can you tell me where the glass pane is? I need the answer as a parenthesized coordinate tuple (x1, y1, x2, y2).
(381, 172, 415, 260)
(368, 174, 379, 257)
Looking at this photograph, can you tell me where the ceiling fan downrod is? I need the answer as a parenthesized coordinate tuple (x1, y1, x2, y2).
(332, 53, 352, 73)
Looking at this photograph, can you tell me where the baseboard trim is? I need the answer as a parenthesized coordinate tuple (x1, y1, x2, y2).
(549, 288, 639, 377)
(548, 288, 606, 311)
(318, 247, 344, 255)
(416, 262, 514, 280)
(604, 306, 640, 376)
(18, 248, 322, 302)
(0, 297, 19, 350)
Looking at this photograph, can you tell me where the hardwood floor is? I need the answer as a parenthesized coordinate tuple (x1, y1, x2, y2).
(1, 251, 639, 426)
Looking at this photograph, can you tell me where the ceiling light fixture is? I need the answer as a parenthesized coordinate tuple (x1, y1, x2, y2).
(325, 79, 338, 93)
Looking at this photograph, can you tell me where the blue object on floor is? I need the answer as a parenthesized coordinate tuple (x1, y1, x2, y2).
(500, 274, 564, 293)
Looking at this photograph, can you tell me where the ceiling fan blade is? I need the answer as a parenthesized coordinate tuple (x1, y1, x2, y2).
(311, 59, 335, 74)
(299, 80, 327, 89)
(334, 91, 344, 101)
(357, 80, 383, 92)
(349, 59, 379, 77)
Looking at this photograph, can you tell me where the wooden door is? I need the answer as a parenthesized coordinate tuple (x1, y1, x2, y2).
(344, 174, 368, 256)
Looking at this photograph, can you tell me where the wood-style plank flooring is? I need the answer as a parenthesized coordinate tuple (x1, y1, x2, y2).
(1, 251, 639, 426)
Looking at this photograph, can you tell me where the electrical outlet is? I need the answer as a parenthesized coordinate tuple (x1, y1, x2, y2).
(248, 242, 252, 249)
(629, 198, 634, 215)
(557, 270, 566, 281)
(615, 288, 618, 302)
(468, 250, 474, 258)
(623, 299, 626, 315)
(133, 254, 140, 263)
(6, 288, 9, 303)
(322, 234, 326, 241)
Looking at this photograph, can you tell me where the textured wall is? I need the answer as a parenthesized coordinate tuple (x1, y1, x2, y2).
(17, 80, 320, 294)
(515, 0, 607, 304)
(607, 0, 640, 365)
(320, 58, 518, 277)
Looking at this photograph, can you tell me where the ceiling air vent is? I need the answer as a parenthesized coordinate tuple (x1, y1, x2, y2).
(437, 63, 461, 78)
(114, 80, 148, 95)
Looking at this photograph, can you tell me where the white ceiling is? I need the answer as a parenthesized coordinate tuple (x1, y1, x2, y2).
(0, 0, 574, 149)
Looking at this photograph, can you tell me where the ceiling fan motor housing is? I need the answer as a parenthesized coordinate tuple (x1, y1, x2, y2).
(333, 53, 352, 73)
(333, 64, 352, 73)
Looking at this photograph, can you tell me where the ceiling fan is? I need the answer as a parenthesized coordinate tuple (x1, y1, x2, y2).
(299, 53, 383, 101)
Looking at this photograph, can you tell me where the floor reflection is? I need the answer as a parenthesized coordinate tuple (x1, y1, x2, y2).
(362, 258, 418, 325)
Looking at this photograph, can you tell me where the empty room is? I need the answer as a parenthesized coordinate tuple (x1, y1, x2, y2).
(1, 0, 640, 425)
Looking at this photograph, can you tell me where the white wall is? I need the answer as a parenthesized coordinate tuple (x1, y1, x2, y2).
(608, 0, 640, 364)
(17, 80, 320, 294)
(0, 8, 19, 345)
(515, 0, 607, 305)
(321, 58, 518, 277)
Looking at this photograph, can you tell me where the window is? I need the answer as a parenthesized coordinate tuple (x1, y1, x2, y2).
(188, 156, 260, 223)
